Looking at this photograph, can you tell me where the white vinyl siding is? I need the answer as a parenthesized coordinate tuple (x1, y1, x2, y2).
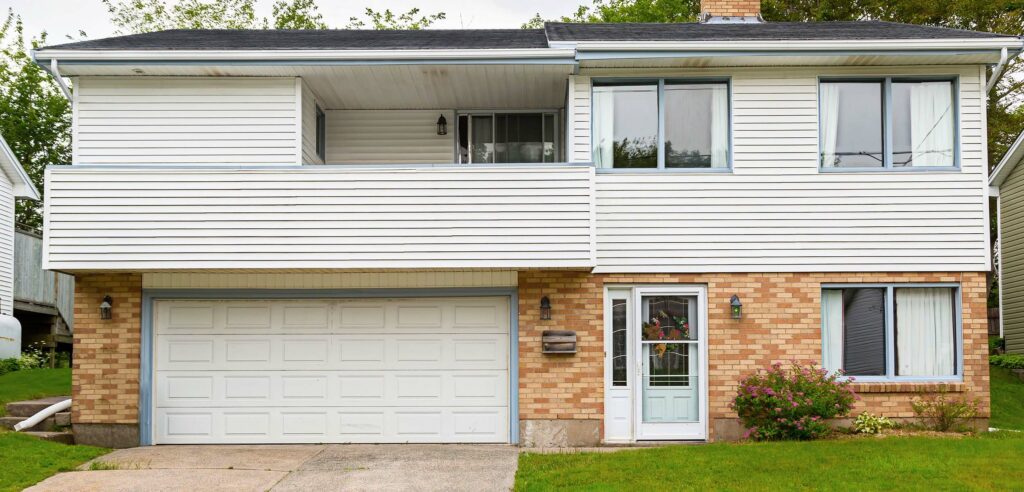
(571, 66, 988, 273)
(74, 76, 300, 165)
(0, 176, 12, 315)
(326, 110, 455, 164)
(568, 75, 592, 162)
(301, 80, 325, 165)
(44, 166, 595, 271)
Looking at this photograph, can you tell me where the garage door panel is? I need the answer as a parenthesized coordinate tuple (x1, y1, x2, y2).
(153, 297, 510, 444)
(157, 370, 508, 407)
(157, 334, 507, 371)
(155, 406, 508, 444)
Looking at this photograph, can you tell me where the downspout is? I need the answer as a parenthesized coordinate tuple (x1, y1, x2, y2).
(31, 50, 71, 100)
(985, 47, 1009, 95)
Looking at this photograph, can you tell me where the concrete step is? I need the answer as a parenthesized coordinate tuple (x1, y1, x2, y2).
(5, 396, 69, 417)
(0, 415, 57, 432)
(23, 431, 75, 445)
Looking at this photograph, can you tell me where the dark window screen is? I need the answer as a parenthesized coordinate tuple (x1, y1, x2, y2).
(842, 288, 886, 376)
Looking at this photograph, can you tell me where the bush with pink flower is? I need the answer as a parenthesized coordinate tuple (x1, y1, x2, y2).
(730, 361, 858, 441)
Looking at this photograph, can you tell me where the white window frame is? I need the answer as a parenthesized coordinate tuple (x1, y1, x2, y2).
(456, 110, 560, 164)
(820, 283, 963, 382)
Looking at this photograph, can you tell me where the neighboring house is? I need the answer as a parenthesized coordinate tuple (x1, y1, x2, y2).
(31, 0, 1021, 448)
(990, 132, 1024, 354)
(14, 228, 75, 359)
(0, 134, 41, 358)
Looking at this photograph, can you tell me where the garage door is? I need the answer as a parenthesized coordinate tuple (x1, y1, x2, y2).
(152, 297, 510, 444)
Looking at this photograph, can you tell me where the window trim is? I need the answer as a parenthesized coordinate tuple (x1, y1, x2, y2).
(456, 109, 561, 164)
(817, 76, 961, 172)
(591, 77, 733, 173)
(820, 283, 963, 383)
(314, 104, 326, 162)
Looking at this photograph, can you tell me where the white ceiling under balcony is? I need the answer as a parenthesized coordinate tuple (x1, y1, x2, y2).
(61, 63, 575, 110)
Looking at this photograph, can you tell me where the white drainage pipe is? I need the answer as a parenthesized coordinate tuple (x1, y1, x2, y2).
(14, 399, 71, 432)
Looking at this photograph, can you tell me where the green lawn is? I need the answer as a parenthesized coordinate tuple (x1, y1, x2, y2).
(0, 368, 71, 416)
(991, 365, 1024, 431)
(516, 432, 1024, 491)
(0, 431, 108, 492)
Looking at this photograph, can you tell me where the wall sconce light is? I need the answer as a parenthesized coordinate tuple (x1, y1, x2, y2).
(730, 295, 742, 320)
(100, 295, 113, 320)
(436, 114, 448, 136)
(540, 296, 552, 320)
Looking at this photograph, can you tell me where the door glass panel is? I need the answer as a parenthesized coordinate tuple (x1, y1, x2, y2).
(470, 115, 494, 163)
(611, 298, 628, 387)
(640, 294, 699, 423)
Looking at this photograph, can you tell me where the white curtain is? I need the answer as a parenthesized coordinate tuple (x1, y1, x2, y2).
(592, 89, 615, 169)
(710, 84, 729, 168)
(895, 288, 955, 376)
(819, 83, 840, 168)
(821, 289, 844, 374)
(909, 82, 954, 167)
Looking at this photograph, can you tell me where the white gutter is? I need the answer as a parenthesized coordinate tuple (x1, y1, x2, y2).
(13, 399, 71, 432)
(567, 38, 1023, 52)
(32, 48, 577, 62)
(986, 46, 1010, 93)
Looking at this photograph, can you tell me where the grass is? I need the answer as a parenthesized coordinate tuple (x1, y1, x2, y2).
(991, 365, 1024, 431)
(0, 368, 71, 416)
(516, 432, 1024, 491)
(0, 431, 108, 492)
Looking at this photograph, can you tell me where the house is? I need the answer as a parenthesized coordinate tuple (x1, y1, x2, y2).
(989, 133, 1024, 354)
(0, 134, 41, 358)
(31, 0, 1021, 448)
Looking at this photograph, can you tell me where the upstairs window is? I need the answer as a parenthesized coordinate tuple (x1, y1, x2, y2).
(820, 78, 956, 169)
(593, 79, 730, 170)
(315, 104, 326, 161)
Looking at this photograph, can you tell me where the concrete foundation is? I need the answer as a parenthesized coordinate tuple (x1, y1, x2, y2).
(73, 423, 139, 448)
(519, 419, 600, 447)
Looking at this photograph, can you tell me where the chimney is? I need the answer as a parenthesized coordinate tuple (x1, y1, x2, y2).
(700, 0, 762, 23)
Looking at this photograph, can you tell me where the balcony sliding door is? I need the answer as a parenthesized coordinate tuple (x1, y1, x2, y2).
(459, 112, 558, 164)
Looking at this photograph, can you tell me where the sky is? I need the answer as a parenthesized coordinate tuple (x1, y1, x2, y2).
(3, 0, 581, 43)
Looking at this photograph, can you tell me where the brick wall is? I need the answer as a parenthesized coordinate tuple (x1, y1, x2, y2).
(701, 0, 761, 17)
(72, 273, 142, 425)
(518, 271, 989, 441)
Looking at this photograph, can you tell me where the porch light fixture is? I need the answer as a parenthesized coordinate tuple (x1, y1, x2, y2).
(730, 295, 742, 320)
(436, 114, 448, 136)
(100, 295, 113, 320)
(539, 296, 552, 320)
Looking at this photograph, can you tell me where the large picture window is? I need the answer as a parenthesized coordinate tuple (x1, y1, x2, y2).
(593, 79, 730, 170)
(820, 78, 957, 170)
(821, 285, 959, 380)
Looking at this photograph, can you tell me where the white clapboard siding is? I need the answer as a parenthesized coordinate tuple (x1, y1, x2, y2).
(301, 80, 325, 165)
(44, 166, 595, 271)
(326, 110, 455, 164)
(568, 75, 592, 163)
(74, 77, 300, 165)
(0, 177, 12, 315)
(569, 65, 989, 272)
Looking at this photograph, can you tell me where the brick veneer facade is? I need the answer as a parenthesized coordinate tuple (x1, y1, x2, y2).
(517, 271, 989, 443)
(701, 0, 761, 17)
(72, 273, 142, 447)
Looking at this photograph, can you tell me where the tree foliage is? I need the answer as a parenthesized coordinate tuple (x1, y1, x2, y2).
(0, 11, 70, 231)
(102, 0, 261, 32)
(524, 0, 699, 28)
(345, 8, 446, 30)
(271, 0, 326, 30)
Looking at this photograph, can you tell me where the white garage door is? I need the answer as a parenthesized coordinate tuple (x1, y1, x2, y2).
(152, 297, 510, 444)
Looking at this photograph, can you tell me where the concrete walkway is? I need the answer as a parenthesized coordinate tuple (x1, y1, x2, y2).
(27, 444, 519, 492)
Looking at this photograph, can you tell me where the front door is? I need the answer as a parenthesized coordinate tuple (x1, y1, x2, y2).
(604, 286, 708, 442)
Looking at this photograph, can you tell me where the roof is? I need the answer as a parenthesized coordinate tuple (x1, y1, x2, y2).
(41, 29, 550, 51)
(544, 21, 1018, 42)
(37, 21, 1016, 53)
(0, 135, 39, 200)
(991, 132, 1024, 189)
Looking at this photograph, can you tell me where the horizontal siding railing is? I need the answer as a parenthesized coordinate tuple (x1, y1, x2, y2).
(45, 164, 597, 271)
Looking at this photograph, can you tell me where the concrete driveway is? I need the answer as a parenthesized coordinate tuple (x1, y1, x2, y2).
(27, 444, 519, 492)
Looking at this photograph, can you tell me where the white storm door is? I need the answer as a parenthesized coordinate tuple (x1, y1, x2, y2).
(603, 289, 633, 442)
(633, 286, 707, 440)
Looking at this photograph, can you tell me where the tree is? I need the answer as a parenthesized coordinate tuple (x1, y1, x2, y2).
(345, 8, 446, 30)
(0, 10, 71, 231)
(271, 0, 326, 30)
(102, 0, 261, 33)
(524, 0, 698, 28)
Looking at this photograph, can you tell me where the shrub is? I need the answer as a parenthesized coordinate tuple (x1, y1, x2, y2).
(990, 354, 1024, 370)
(989, 337, 1005, 355)
(911, 389, 980, 432)
(731, 361, 858, 441)
(0, 357, 18, 376)
(853, 412, 896, 434)
(0, 343, 49, 376)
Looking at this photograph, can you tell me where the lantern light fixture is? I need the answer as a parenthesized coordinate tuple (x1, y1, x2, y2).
(436, 114, 448, 136)
(100, 295, 113, 320)
(730, 295, 742, 320)
(540, 296, 552, 320)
